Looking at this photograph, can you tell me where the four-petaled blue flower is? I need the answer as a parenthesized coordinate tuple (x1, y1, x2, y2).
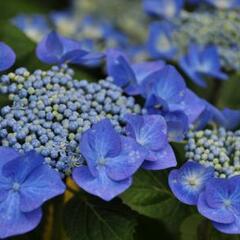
(124, 114, 176, 170)
(106, 48, 165, 95)
(36, 31, 104, 65)
(205, 0, 240, 9)
(198, 176, 240, 234)
(144, 66, 205, 141)
(0, 147, 65, 239)
(0, 42, 16, 72)
(144, 65, 187, 112)
(143, 0, 184, 19)
(180, 43, 227, 88)
(168, 161, 214, 205)
(147, 21, 177, 60)
(72, 119, 146, 201)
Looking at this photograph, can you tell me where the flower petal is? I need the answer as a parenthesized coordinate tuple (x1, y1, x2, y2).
(106, 136, 146, 181)
(197, 192, 235, 224)
(80, 119, 121, 176)
(20, 164, 65, 212)
(213, 216, 240, 234)
(0, 192, 42, 239)
(73, 166, 131, 201)
(0, 42, 16, 71)
(142, 144, 176, 170)
(2, 150, 44, 183)
(36, 31, 63, 64)
(125, 114, 167, 151)
(168, 161, 214, 205)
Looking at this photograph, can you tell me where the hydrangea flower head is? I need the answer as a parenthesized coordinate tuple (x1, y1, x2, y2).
(106, 49, 165, 95)
(168, 161, 214, 205)
(143, 0, 184, 19)
(147, 21, 177, 60)
(198, 176, 240, 234)
(36, 31, 104, 65)
(73, 119, 146, 201)
(180, 44, 227, 88)
(124, 114, 176, 170)
(0, 42, 16, 72)
(0, 147, 65, 238)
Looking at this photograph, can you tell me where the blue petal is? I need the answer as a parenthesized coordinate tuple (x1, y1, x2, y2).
(142, 144, 176, 170)
(62, 49, 105, 65)
(0, 147, 20, 169)
(60, 35, 82, 54)
(36, 31, 63, 64)
(106, 136, 146, 181)
(204, 178, 231, 208)
(197, 192, 235, 224)
(168, 161, 214, 205)
(46, 31, 63, 56)
(164, 111, 189, 142)
(2, 150, 44, 183)
(132, 60, 165, 86)
(80, 119, 121, 176)
(124, 114, 167, 151)
(205, 0, 240, 9)
(72, 166, 132, 201)
(19, 164, 65, 212)
(213, 216, 240, 234)
(150, 65, 187, 111)
(228, 176, 240, 212)
(0, 42, 16, 71)
(144, 0, 184, 18)
(180, 55, 207, 88)
(179, 89, 205, 124)
(62, 49, 89, 63)
(0, 147, 20, 201)
(106, 49, 137, 93)
(0, 192, 42, 239)
(221, 108, 240, 130)
(37, 31, 85, 65)
(147, 21, 177, 59)
(200, 45, 221, 70)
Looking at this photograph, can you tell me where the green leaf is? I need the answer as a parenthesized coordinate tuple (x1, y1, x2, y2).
(63, 195, 137, 240)
(134, 215, 175, 240)
(218, 73, 240, 109)
(171, 142, 186, 165)
(0, 0, 70, 20)
(180, 214, 204, 240)
(0, 22, 35, 60)
(180, 214, 240, 240)
(121, 170, 190, 233)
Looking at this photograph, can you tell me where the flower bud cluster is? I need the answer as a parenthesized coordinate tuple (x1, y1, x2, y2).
(0, 65, 141, 176)
(185, 127, 240, 178)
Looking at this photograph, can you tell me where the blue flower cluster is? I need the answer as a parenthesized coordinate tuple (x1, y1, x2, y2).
(169, 161, 240, 234)
(0, 64, 141, 176)
(107, 49, 209, 141)
(73, 114, 176, 201)
(169, 125, 240, 234)
(158, 9, 240, 72)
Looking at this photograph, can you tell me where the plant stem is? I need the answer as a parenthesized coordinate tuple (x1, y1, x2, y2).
(51, 195, 64, 240)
